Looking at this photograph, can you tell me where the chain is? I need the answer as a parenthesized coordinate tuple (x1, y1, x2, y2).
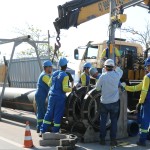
(52, 30, 61, 63)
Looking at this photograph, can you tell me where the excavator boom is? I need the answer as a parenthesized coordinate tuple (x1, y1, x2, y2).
(54, 0, 149, 32)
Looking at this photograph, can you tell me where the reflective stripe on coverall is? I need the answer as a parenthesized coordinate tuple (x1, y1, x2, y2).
(35, 71, 51, 130)
(40, 70, 72, 133)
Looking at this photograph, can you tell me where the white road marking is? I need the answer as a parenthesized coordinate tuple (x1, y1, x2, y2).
(0, 136, 22, 147)
(0, 136, 33, 149)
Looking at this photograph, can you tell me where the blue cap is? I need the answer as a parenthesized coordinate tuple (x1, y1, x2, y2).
(59, 57, 68, 67)
(145, 58, 150, 66)
(43, 60, 52, 67)
(83, 62, 92, 68)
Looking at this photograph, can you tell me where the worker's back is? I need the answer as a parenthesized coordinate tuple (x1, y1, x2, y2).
(49, 70, 67, 97)
(98, 69, 123, 104)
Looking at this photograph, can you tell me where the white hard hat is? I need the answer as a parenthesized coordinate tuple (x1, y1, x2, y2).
(104, 59, 115, 67)
(89, 67, 98, 76)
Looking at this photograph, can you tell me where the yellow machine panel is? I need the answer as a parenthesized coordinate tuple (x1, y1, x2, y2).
(78, 0, 135, 25)
(144, 0, 150, 5)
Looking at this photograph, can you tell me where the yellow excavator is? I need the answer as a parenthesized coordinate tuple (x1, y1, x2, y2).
(53, 0, 150, 85)
(52, 0, 150, 140)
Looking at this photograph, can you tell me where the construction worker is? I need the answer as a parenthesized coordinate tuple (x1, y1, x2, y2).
(121, 57, 150, 146)
(96, 59, 123, 146)
(100, 40, 121, 65)
(40, 57, 72, 135)
(35, 60, 52, 133)
(77, 62, 91, 87)
(89, 67, 101, 82)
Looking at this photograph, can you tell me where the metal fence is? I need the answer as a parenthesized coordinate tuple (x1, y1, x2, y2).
(4, 57, 75, 88)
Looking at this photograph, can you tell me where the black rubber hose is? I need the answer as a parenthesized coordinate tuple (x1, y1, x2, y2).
(127, 120, 139, 137)
(68, 86, 92, 121)
(81, 88, 111, 131)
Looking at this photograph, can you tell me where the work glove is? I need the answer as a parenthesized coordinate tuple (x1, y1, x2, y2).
(102, 68, 106, 73)
(136, 103, 142, 112)
(121, 82, 126, 88)
(120, 82, 126, 92)
(115, 66, 121, 72)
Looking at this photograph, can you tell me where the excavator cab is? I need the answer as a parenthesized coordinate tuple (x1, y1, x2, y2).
(74, 39, 144, 82)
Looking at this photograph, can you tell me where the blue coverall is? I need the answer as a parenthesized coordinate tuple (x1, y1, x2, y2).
(101, 48, 120, 59)
(139, 73, 150, 143)
(125, 73, 150, 144)
(40, 70, 72, 133)
(35, 71, 51, 131)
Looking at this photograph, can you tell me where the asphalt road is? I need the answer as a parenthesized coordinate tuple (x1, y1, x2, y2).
(0, 107, 150, 150)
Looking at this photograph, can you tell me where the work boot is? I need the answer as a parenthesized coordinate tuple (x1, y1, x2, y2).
(99, 139, 106, 145)
(110, 139, 118, 146)
(47, 126, 52, 133)
(39, 131, 43, 137)
(136, 141, 146, 146)
(36, 129, 40, 133)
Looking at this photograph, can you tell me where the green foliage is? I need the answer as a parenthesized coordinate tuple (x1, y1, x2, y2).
(13, 24, 55, 58)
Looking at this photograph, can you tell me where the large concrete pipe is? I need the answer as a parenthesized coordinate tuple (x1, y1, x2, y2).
(1, 87, 71, 114)
(1, 87, 36, 112)
(127, 120, 139, 137)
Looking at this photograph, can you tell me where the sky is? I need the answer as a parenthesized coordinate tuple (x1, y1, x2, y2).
(0, 0, 150, 65)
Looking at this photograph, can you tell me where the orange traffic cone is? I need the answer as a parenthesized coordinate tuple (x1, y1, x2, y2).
(24, 121, 33, 148)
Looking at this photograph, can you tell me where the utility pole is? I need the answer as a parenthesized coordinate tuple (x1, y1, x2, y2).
(108, 0, 128, 139)
(108, 0, 116, 60)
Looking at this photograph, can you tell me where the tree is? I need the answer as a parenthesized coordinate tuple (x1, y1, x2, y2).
(13, 24, 63, 59)
(121, 21, 150, 50)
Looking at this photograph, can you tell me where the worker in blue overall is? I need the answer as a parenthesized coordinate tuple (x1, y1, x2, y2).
(89, 67, 101, 82)
(77, 62, 91, 87)
(100, 40, 121, 65)
(122, 58, 150, 146)
(35, 60, 53, 133)
(39, 57, 72, 135)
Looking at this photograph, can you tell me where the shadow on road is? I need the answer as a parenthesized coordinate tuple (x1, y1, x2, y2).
(1, 111, 37, 130)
